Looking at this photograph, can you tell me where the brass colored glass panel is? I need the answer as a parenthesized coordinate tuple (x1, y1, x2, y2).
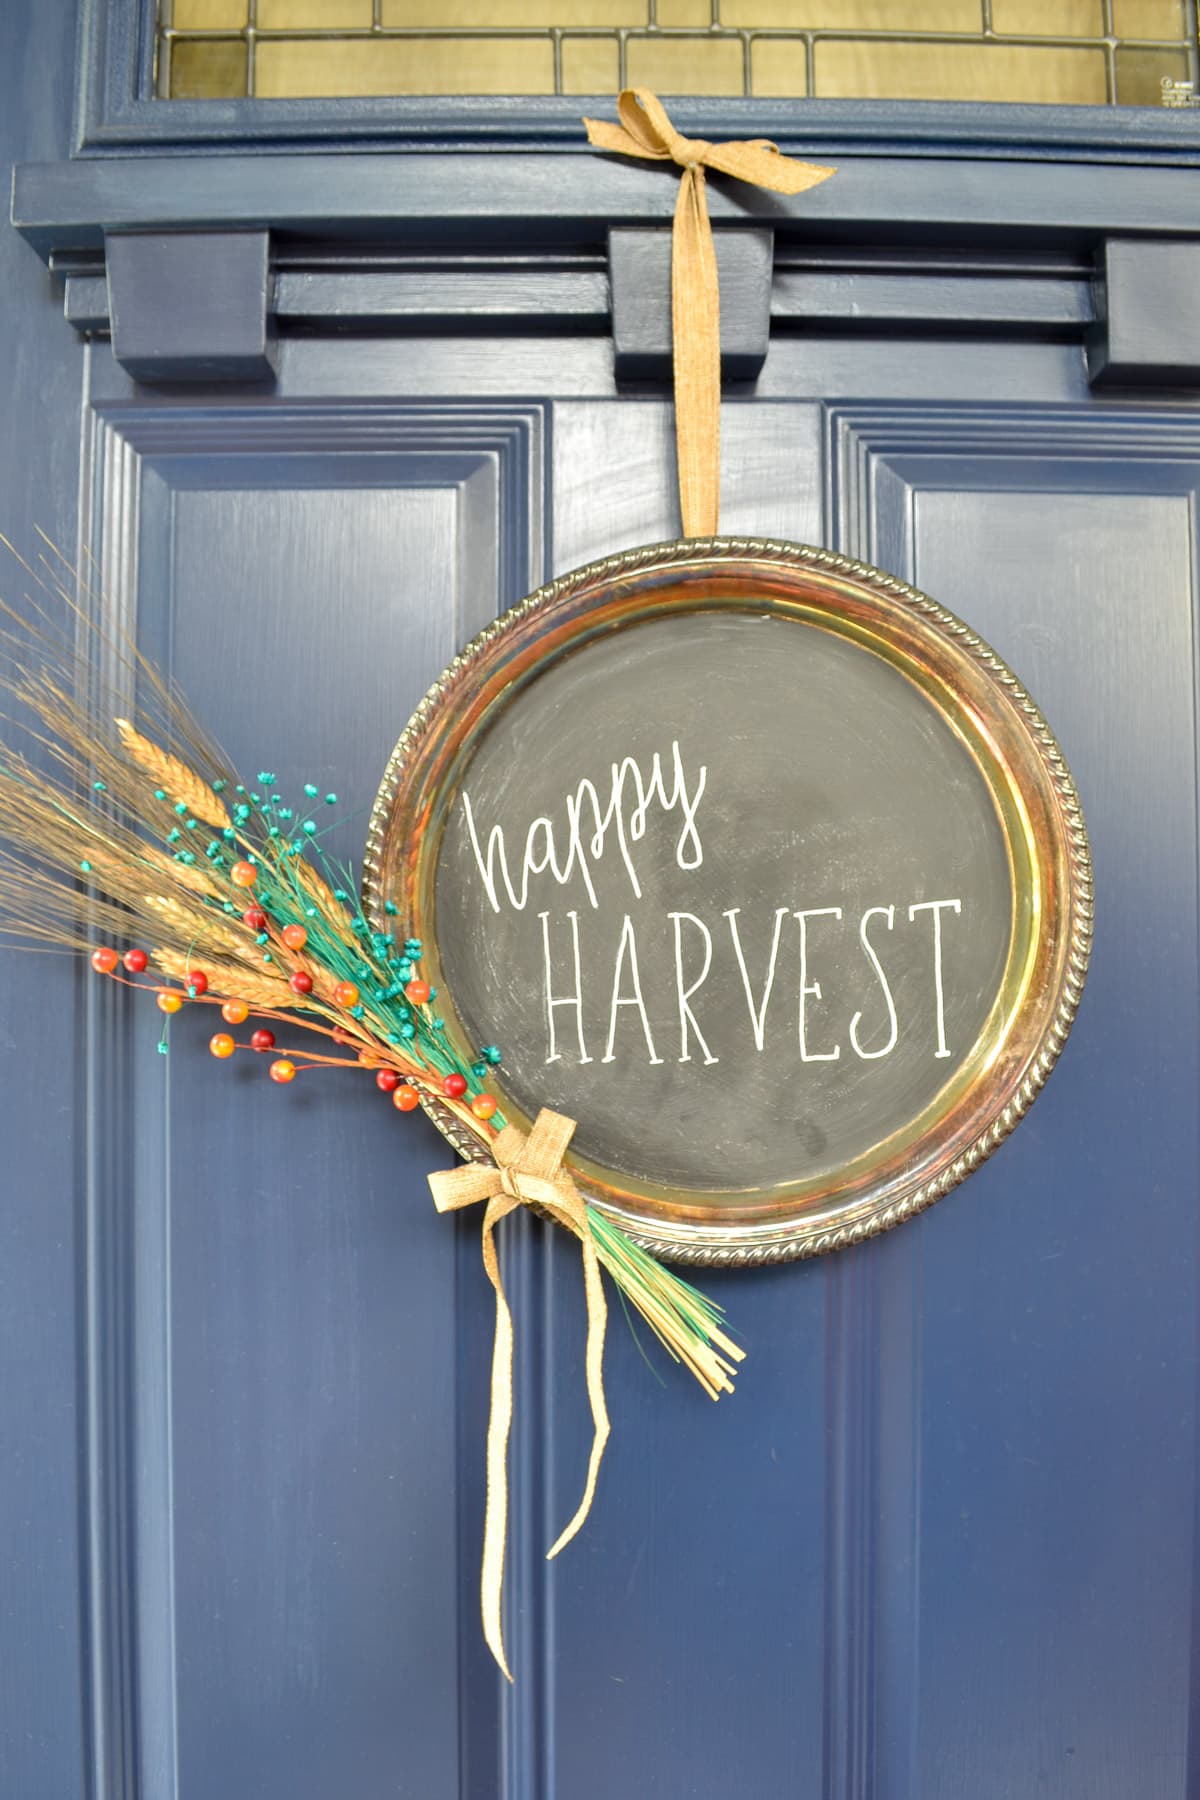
(991, 0, 1104, 32)
(814, 39, 1110, 103)
(158, 0, 1198, 103)
(724, 0, 982, 26)
(1115, 44, 1192, 101)
(258, 0, 372, 25)
(655, 0, 713, 26)
(168, 37, 249, 97)
(560, 34, 622, 93)
(172, 0, 248, 28)
(1112, 0, 1186, 34)
(255, 35, 556, 95)
(625, 33, 745, 94)
(750, 39, 811, 98)
(384, 0, 644, 22)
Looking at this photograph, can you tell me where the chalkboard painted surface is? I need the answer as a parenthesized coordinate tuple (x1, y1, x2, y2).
(366, 540, 1091, 1262)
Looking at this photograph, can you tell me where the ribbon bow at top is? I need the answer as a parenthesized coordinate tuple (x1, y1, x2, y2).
(429, 1110, 609, 1682)
(584, 89, 836, 539)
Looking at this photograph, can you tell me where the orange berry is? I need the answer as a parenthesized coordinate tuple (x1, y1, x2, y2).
(90, 947, 119, 974)
(281, 923, 307, 950)
(209, 1033, 235, 1059)
(471, 1094, 498, 1121)
(156, 990, 183, 1014)
(333, 981, 360, 1008)
(404, 979, 431, 1005)
(394, 1084, 421, 1112)
(221, 999, 249, 1025)
(269, 1059, 296, 1083)
(230, 861, 257, 888)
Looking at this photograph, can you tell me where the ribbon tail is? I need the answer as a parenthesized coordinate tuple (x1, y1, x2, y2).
(582, 116, 661, 161)
(479, 1193, 520, 1683)
(546, 1224, 611, 1561)
(672, 163, 721, 539)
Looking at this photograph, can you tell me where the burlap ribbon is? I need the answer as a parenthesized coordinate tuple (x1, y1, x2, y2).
(429, 1110, 609, 1682)
(584, 89, 835, 538)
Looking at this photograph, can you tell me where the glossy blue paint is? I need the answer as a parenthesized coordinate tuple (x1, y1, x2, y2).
(610, 227, 773, 380)
(1088, 238, 1200, 385)
(106, 229, 275, 382)
(4, 2, 1200, 1797)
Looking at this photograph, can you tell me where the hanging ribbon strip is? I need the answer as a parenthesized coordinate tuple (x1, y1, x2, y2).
(429, 1110, 609, 1683)
(584, 88, 836, 539)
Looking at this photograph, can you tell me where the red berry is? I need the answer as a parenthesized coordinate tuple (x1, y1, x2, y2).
(122, 948, 149, 974)
(209, 1033, 235, 1059)
(230, 861, 257, 888)
(269, 1059, 296, 1084)
(250, 1028, 275, 1052)
(376, 1069, 400, 1092)
(442, 1073, 468, 1100)
(243, 907, 267, 931)
(187, 970, 209, 996)
(405, 979, 431, 1005)
(394, 1085, 421, 1112)
(281, 923, 307, 950)
(90, 947, 119, 974)
(289, 971, 313, 995)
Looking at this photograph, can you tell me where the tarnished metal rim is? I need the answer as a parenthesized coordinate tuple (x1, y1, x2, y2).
(363, 536, 1093, 1268)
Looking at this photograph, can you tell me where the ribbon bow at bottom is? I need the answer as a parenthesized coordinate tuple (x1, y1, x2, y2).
(428, 1109, 609, 1682)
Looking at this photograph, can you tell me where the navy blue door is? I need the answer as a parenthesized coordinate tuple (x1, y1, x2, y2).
(3, 5, 1200, 1795)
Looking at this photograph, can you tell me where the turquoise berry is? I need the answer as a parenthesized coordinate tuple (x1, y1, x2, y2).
(174, 801, 188, 816)
(302, 821, 317, 836)
(212, 778, 227, 792)
(350, 1004, 364, 1020)
(324, 793, 337, 805)
(400, 1022, 415, 1040)
(153, 789, 167, 801)
(93, 779, 107, 793)
(79, 860, 92, 873)
(304, 783, 318, 798)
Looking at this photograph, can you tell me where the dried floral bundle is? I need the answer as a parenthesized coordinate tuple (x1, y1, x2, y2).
(0, 535, 742, 1403)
